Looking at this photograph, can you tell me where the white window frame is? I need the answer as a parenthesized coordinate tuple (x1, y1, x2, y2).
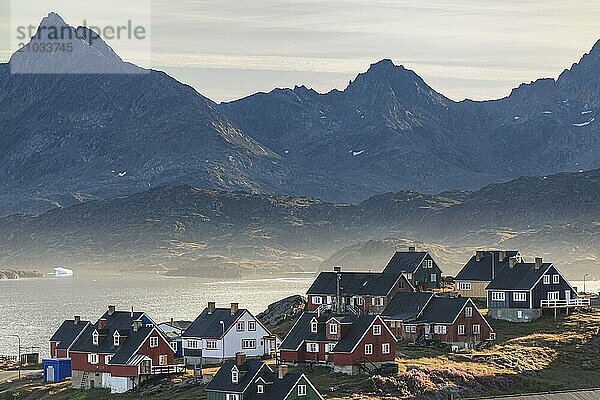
(491, 292, 505, 301)
(242, 339, 257, 349)
(373, 324, 382, 336)
(159, 355, 167, 366)
(170, 342, 178, 352)
(553, 274, 560, 284)
(458, 282, 472, 291)
(382, 343, 391, 354)
(226, 395, 239, 400)
(92, 331, 99, 346)
(237, 321, 245, 332)
(458, 325, 465, 335)
(113, 332, 120, 346)
(232, 369, 239, 384)
(312, 296, 322, 305)
(371, 297, 384, 306)
(465, 307, 473, 317)
(306, 343, 319, 353)
(364, 343, 373, 355)
(248, 321, 256, 331)
(88, 353, 99, 365)
(310, 321, 318, 333)
(430, 273, 437, 282)
(105, 355, 112, 364)
(187, 339, 198, 349)
(404, 325, 416, 333)
(517, 310, 523, 319)
(473, 324, 481, 335)
(424, 259, 433, 269)
(298, 385, 307, 396)
(329, 323, 338, 335)
(326, 343, 336, 353)
(150, 337, 159, 348)
(513, 292, 527, 302)
(543, 275, 550, 284)
(257, 384, 264, 394)
(434, 325, 447, 335)
(206, 340, 218, 350)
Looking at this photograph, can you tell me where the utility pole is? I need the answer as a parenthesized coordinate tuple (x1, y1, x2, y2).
(583, 273, 591, 294)
(5, 335, 21, 379)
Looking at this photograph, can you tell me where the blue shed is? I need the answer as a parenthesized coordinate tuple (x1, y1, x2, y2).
(43, 358, 71, 382)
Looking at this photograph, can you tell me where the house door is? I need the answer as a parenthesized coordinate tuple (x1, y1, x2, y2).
(46, 366, 55, 383)
(424, 325, 431, 339)
(565, 290, 571, 301)
(547, 291, 560, 300)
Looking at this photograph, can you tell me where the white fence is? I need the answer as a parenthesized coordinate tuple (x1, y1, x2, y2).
(540, 298, 591, 308)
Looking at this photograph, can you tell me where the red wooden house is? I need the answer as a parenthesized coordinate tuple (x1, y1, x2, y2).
(279, 312, 397, 375)
(382, 292, 494, 349)
(68, 306, 183, 393)
(49, 316, 90, 359)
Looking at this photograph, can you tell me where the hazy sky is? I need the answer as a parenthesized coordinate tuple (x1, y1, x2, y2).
(2, 0, 600, 102)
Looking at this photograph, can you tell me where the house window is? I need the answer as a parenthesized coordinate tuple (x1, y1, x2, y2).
(92, 331, 99, 346)
(543, 275, 550, 284)
(465, 307, 473, 317)
(517, 310, 523, 319)
(88, 353, 99, 364)
(430, 274, 437, 282)
(491, 292, 505, 301)
(226, 395, 239, 400)
(458, 325, 465, 335)
(405, 273, 413, 280)
(326, 296, 333, 304)
(105, 355, 112, 364)
(306, 343, 319, 353)
(298, 385, 307, 396)
(326, 343, 336, 353)
(364, 344, 373, 355)
(329, 323, 338, 335)
(434, 325, 447, 335)
(159, 355, 167, 366)
(150, 337, 159, 348)
(310, 320, 318, 333)
(242, 339, 257, 349)
(248, 321, 256, 331)
(473, 324, 481, 335)
(356, 297, 364, 305)
(237, 321, 245, 331)
(232, 369, 239, 384)
(113, 333, 120, 346)
(424, 260, 433, 268)
(382, 343, 391, 354)
(170, 342, 178, 352)
(187, 340, 198, 349)
(206, 340, 218, 350)
(458, 282, 472, 291)
(513, 292, 527, 302)
(312, 296, 322, 305)
(553, 274, 560, 284)
(257, 384, 264, 394)
(371, 297, 384, 306)
(404, 325, 416, 333)
(373, 325, 382, 336)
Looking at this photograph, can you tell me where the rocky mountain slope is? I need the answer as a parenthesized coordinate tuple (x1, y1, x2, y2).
(1, 169, 598, 277)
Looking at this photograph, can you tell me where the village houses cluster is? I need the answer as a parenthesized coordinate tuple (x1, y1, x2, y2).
(43, 247, 585, 398)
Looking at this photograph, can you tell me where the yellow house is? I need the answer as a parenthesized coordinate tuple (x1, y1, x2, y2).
(455, 250, 522, 298)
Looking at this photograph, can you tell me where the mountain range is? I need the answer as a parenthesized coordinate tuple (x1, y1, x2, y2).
(1, 168, 598, 278)
(2, 13, 600, 216)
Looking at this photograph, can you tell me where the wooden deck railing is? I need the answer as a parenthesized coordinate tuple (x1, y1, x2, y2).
(150, 364, 186, 375)
(540, 298, 591, 308)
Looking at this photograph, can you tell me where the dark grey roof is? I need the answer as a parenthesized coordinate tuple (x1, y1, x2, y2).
(247, 372, 307, 400)
(382, 251, 427, 274)
(472, 388, 600, 399)
(109, 327, 155, 364)
(486, 263, 553, 290)
(455, 251, 520, 281)
(70, 311, 148, 356)
(306, 272, 398, 296)
(417, 297, 469, 324)
(50, 319, 90, 349)
(382, 292, 434, 321)
(280, 312, 380, 353)
(183, 308, 246, 339)
(206, 359, 267, 393)
(159, 320, 193, 331)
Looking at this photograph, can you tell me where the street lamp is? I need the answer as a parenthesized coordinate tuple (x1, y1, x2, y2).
(219, 321, 225, 363)
(583, 273, 591, 294)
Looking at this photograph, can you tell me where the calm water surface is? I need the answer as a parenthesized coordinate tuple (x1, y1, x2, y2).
(0, 272, 313, 357)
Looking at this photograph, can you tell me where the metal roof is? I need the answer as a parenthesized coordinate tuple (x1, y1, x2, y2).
(382, 251, 428, 274)
(307, 272, 398, 296)
(455, 251, 520, 282)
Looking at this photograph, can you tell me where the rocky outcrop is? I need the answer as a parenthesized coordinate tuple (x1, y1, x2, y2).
(0, 270, 44, 280)
(258, 295, 307, 326)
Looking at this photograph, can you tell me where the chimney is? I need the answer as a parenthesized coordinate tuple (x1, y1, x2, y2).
(333, 266, 341, 274)
(498, 251, 506, 261)
(230, 303, 239, 315)
(208, 302, 216, 314)
(509, 257, 517, 269)
(98, 319, 106, 330)
(74, 316, 81, 325)
(476, 251, 484, 262)
(535, 257, 543, 269)
(235, 352, 246, 366)
(409, 246, 416, 252)
(130, 306, 134, 317)
(278, 364, 288, 380)
(133, 321, 141, 332)
(170, 317, 174, 325)
(108, 305, 116, 316)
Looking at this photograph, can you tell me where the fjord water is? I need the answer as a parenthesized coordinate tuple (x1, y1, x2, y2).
(0, 273, 312, 357)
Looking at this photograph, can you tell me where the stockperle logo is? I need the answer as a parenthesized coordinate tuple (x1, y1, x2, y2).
(8, 1, 152, 74)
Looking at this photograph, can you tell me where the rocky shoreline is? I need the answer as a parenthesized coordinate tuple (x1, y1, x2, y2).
(0, 269, 44, 280)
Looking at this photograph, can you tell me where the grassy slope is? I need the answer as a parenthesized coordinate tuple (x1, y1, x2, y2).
(2, 310, 599, 399)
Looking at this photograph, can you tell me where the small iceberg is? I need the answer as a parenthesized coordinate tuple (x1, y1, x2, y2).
(53, 267, 74, 276)
(573, 117, 595, 127)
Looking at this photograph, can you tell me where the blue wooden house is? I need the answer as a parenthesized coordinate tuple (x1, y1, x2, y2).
(486, 257, 577, 322)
